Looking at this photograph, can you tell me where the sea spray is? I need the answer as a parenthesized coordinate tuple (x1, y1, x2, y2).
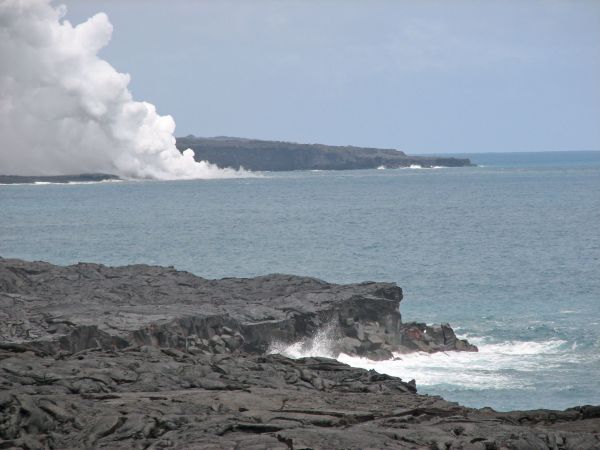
(270, 331, 574, 392)
(0, 0, 250, 180)
(267, 324, 338, 359)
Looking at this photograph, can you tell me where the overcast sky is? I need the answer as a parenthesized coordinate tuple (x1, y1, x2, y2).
(61, 0, 600, 153)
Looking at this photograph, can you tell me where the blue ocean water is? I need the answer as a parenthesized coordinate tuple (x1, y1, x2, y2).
(1, 151, 599, 411)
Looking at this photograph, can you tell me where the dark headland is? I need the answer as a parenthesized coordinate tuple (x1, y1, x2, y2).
(176, 136, 473, 171)
(1, 257, 598, 449)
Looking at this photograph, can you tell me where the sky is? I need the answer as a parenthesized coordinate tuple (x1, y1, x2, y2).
(60, 0, 600, 154)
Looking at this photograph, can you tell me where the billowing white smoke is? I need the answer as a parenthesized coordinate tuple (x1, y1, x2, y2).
(0, 0, 247, 179)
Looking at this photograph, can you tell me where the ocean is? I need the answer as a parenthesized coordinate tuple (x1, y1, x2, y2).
(1, 150, 599, 411)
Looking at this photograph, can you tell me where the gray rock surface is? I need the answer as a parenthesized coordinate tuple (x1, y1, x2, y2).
(1, 349, 599, 449)
(1, 258, 599, 449)
(0, 258, 474, 359)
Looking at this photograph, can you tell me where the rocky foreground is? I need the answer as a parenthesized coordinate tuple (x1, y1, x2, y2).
(1, 258, 599, 449)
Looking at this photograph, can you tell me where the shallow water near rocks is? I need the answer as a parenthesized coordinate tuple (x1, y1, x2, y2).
(1, 151, 599, 411)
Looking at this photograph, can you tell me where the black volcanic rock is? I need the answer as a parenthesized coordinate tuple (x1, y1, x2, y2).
(176, 136, 473, 171)
(1, 258, 599, 449)
(2, 349, 599, 449)
(0, 258, 473, 360)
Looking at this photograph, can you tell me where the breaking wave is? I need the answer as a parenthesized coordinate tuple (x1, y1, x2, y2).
(0, 178, 123, 186)
(267, 325, 337, 359)
(338, 338, 571, 390)
(269, 331, 573, 391)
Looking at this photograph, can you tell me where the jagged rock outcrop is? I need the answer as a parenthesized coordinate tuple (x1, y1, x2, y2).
(0, 258, 474, 360)
(1, 258, 598, 449)
(176, 136, 473, 171)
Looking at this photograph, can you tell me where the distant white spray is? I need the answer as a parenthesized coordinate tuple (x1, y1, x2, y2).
(0, 0, 248, 179)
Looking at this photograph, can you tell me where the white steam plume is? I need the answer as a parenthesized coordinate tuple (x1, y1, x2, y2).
(0, 0, 248, 179)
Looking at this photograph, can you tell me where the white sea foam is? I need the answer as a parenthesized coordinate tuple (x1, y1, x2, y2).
(269, 330, 571, 390)
(403, 164, 448, 170)
(66, 179, 123, 185)
(340, 339, 570, 389)
(1, 178, 124, 186)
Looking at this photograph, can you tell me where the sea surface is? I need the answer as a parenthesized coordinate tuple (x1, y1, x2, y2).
(1, 150, 599, 411)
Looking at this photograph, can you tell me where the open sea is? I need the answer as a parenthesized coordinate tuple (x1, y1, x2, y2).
(1, 150, 599, 411)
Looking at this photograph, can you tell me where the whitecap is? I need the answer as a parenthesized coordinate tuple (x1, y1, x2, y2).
(268, 330, 574, 391)
(66, 179, 124, 185)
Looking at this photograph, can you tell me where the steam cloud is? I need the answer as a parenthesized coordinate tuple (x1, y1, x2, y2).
(0, 0, 247, 179)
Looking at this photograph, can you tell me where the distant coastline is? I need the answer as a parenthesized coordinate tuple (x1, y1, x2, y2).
(176, 135, 473, 171)
(0, 173, 120, 185)
(0, 136, 474, 183)
(3, 148, 599, 184)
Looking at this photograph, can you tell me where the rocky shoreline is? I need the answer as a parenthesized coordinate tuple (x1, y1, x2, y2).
(1, 257, 599, 449)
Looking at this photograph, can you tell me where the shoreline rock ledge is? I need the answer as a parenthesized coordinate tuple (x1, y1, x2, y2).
(0, 257, 474, 360)
(1, 257, 599, 449)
